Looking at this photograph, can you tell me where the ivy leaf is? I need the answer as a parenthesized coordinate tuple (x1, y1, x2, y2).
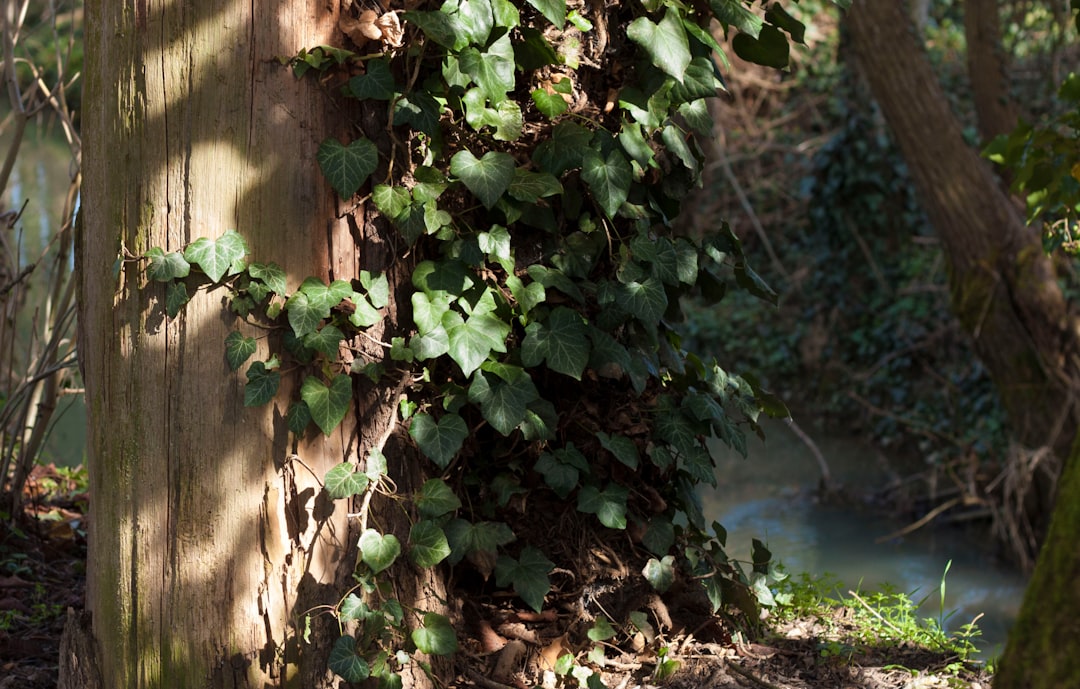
(508, 169, 563, 203)
(225, 331, 257, 371)
(328, 635, 370, 683)
(710, 0, 763, 37)
(165, 281, 190, 318)
(732, 24, 790, 70)
(287, 400, 312, 435)
(146, 247, 191, 282)
(301, 374, 352, 435)
(444, 518, 516, 566)
(402, 10, 461, 49)
(303, 324, 344, 358)
(643, 516, 675, 556)
(596, 431, 639, 469)
(317, 137, 378, 199)
(615, 277, 668, 324)
(526, 0, 565, 29)
(495, 546, 555, 612)
(358, 528, 401, 574)
(531, 88, 569, 119)
(506, 275, 545, 316)
(248, 262, 286, 296)
(324, 462, 370, 499)
(521, 306, 590, 379)
(372, 184, 412, 219)
(410, 327, 450, 361)
(765, 4, 806, 44)
(409, 520, 451, 568)
(184, 230, 248, 283)
(348, 293, 382, 329)
(519, 398, 558, 442)
(444, 310, 510, 377)
(534, 444, 587, 498)
(415, 478, 462, 518)
(627, 9, 691, 82)
(460, 36, 516, 103)
(581, 149, 632, 219)
(533, 121, 592, 175)
(587, 616, 616, 642)
(409, 412, 468, 469)
(244, 361, 280, 407)
(393, 91, 442, 137)
(468, 367, 539, 436)
(349, 58, 396, 100)
(411, 613, 458, 656)
(359, 270, 389, 309)
(577, 483, 629, 530)
(643, 555, 676, 593)
(451, 150, 516, 210)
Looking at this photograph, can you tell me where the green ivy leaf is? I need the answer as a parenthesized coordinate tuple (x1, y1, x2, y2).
(534, 444, 587, 498)
(643, 517, 675, 556)
(244, 361, 280, 407)
(521, 306, 590, 379)
(444, 310, 510, 377)
(765, 4, 806, 44)
(146, 247, 191, 282)
(287, 400, 311, 435)
(577, 483, 628, 529)
(411, 613, 458, 656)
(732, 24, 789, 70)
(519, 398, 558, 441)
(348, 292, 382, 328)
(495, 546, 555, 612)
(596, 431, 639, 469)
(526, 0, 565, 29)
(303, 324, 344, 358)
(451, 150, 516, 210)
(402, 10, 461, 49)
(410, 327, 450, 361)
(324, 462, 370, 499)
(165, 281, 190, 318)
(643, 555, 676, 593)
(468, 366, 539, 436)
(409, 413, 468, 469)
(533, 121, 592, 176)
(358, 528, 401, 574)
(710, 0, 763, 37)
(506, 275, 545, 316)
(248, 262, 287, 296)
(627, 9, 691, 82)
(409, 520, 452, 568)
(301, 374, 352, 435)
(372, 184, 412, 219)
(349, 58, 396, 100)
(615, 277, 668, 323)
(581, 149, 632, 219)
(224, 331, 257, 371)
(393, 91, 442, 136)
(360, 270, 389, 309)
(415, 478, 463, 518)
(587, 616, 617, 642)
(444, 519, 516, 566)
(508, 169, 564, 204)
(531, 88, 569, 119)
(317, 137, 378, 199)
(328, 635, 370, 683)
(184, 230, 248, 283)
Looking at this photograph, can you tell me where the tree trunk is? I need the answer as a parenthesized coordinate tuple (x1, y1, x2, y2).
(964, 0, 1018, 144)
(994, 433, 1080, 688)
(847, 2, 1080, 493)
(66, 1, 441, 687)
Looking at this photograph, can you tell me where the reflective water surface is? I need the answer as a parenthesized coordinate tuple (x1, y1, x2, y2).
(701, 419, 1027, 657)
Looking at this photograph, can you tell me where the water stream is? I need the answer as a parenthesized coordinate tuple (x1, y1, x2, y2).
(700, 419, 1028, 657)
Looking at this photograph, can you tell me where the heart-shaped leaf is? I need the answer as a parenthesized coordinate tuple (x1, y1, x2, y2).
(348, 58, 396, 100)
(411, 612, 458, 655)
(146, 247, 191, 282)
(643, 555, 676, 593)
(328, 635, 370, 682)
(165, 281, 190, 319)
(627, 9, 691, 82)
(247, 262, 287, 296)
(317, 137, 378, 199)
(224, 331, 257, 371)
(301, 374, 352, 435)
(244, 361, 280, 407)
(415, 478, 462, 518)
(467, 367, 539, 436)
(444, 518, 515, 566)
(444, 311, 510, 377)
(358, 528, 401, 574)
(409, 413, 468, 468)
(451, 150, 515, 209)
(525, 0, 566, 29)
(581, 149, 631, 219)
(494, 546, 555, 612)
(521, 306, 590, 379)
(577, 483, 629, 530)
(184, 230, 248, 283)
(324, 462, 370, 499)
(409, 520, 451, 567)
(596, 431, 639, 469)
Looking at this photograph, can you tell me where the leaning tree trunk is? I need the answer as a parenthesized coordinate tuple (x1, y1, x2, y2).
(65, 2, 443, 687)
(847, 2, 1080, 528)
(964, 0, 1018, 144)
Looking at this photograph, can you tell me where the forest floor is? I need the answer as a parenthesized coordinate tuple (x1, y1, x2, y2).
(0, 465, 993, 689)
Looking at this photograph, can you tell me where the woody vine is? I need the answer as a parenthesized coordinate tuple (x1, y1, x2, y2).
(133, 0, 846, 684)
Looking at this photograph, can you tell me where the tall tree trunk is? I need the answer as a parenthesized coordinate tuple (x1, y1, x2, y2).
(846, 4, 1080, 507)
(994, 432, 1080, 688)
(65, 1, 442, 687)
(964, 0, 1019, 144)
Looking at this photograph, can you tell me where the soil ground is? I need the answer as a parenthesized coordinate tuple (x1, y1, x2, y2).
(0, 465, 992, 689)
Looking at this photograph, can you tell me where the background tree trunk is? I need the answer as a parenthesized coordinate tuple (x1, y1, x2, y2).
(994, 433, 1080, 688)
(846, 2, 1080, 521)
(68, 2, 441, 686)
(965, 0, 1019, 144)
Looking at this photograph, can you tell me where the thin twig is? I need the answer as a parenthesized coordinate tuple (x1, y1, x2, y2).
(846, 589, 904, 637)
(724, 659, 784, 689)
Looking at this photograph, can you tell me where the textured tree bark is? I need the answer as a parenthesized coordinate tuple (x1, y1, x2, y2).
(964, 0, 1018, 144)
(994, 434, 1080, 688)
(67, 1, 443, 687)
(847, 2, 1080, 472)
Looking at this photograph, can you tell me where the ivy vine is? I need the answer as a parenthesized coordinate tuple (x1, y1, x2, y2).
(137, 0, 846, 685)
